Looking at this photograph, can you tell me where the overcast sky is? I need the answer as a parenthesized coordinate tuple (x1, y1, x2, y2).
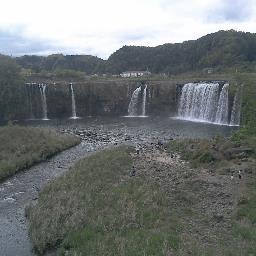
(0, 0, 255, 59)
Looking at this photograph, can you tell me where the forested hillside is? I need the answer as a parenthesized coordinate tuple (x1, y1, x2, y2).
(5, 30, 256, 75)
(107, 30, 256, 74)
(16, 54, 106, 75)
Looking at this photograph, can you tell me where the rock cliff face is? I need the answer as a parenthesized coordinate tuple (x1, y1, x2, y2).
(1, 79, 178, 121)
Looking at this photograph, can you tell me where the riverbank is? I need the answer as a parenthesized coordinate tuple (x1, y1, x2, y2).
(27, 145, 181, 255)
(26, 139, 256, 255)
(0, 140, 110, 256)
(0, 125, 80, 181)
(0, 117, 237, 256)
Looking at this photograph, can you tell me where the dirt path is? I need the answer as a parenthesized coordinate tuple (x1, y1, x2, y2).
(132, 144, 249, 255)
(0, 141, 106, 256)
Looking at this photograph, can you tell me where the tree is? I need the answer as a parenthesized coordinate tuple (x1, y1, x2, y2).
(0, 54, 26, 120)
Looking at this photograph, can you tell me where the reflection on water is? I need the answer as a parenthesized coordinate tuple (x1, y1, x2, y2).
(20, 116, 237, 141)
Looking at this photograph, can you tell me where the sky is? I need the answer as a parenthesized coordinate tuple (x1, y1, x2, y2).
(0, 0, 255, 59)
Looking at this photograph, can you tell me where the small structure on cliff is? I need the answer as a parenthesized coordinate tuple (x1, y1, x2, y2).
(120, 70, 151, 78)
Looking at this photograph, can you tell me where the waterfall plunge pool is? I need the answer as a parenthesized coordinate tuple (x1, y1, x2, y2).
(20, 116, 238, 142)
(170, 117, 240, 127)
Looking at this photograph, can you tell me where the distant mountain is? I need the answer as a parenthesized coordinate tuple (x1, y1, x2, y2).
(107, 30, 256, 74)
(14, 30, 256, 75)
(16, 54, 106, 74)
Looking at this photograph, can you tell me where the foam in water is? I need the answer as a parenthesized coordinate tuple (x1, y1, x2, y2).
(177, 82, 241, 126)
(39, 84, 49, 120)
(70, 83, 80, 119)
(127, 85, 148, 117)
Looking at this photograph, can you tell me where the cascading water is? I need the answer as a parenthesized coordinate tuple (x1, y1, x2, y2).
(177, 82, 241, 126)
(127, 85, 147, 117)
(142, 84, 147, 116)
(70, 83, 79, 119)
(128, 86, 141, 116)
(39, 84, 48, 120)
(178, 82, 219, 123)
(215, 83, 229, 125)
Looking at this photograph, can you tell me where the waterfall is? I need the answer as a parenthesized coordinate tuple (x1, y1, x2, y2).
(215, 83, 229, 124)
(128, 86, 141, 116)
(178, 82, 219, 123)
(70, 83, 79, 119)
(127, 85, 147, 117)
(230, 86, 243, 126)
(39, 84, 48, 120)
(142, 84, 147, 116)
(177, 82, 239, 125)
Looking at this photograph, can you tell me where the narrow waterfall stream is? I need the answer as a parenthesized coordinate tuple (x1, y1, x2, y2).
(128, 86, 142, 116)
(127, 85, 147, 117)
(142, 84, 147, 116)
(39, 84, 48, 120)
(215, 83, 229, 125)
(70, 83, 79, 119)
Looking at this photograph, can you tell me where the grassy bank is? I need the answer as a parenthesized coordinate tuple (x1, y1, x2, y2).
(166, 136, 255, 168)
(233, 179, 256, 255)
(0, 125, 80, 181)
(27, 146, 180, 255)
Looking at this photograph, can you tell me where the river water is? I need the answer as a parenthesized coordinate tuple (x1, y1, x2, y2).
(0, 117, 237, 256)
(23, 116, 236, 142)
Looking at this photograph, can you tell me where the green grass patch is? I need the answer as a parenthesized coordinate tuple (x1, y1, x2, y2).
(0, 125, 80, 181)
(232, 179, 256, 255)
(166, 138, 220, 167)
(27, 146, 181, 255)
(167, 134, 256, 168)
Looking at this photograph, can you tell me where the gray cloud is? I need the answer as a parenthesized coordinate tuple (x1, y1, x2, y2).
(207, 0, 253, 22)
(0, 29, 58, 56)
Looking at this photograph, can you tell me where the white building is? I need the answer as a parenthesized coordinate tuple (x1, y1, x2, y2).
(120, 71, 151, 78)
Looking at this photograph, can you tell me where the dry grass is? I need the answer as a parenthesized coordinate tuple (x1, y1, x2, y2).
(0, 125, 80, 181)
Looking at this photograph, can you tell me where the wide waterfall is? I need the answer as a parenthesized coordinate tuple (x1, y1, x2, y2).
(39, 84, 48, 120)
(127, 84, 147, 117)
(177, 82, 241, 126)
(70, 83, 79, 119)
(178, 82, 219, 122)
